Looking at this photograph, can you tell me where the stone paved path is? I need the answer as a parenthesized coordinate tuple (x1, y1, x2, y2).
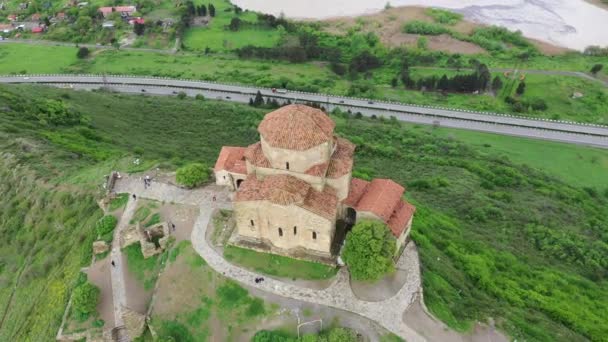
(110, 196, 137, 329)
(114, 177, 425, 342)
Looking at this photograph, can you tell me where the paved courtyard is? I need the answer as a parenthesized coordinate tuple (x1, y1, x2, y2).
(113, 176, 425, 342)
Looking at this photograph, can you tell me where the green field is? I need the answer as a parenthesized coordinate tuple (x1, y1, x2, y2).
(1, 42, 606, 124)
(182, 0, 280, 52)
(1, 85, 607, 341)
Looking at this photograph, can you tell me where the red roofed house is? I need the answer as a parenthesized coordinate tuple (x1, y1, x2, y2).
(0, 23, 14, 33)
(8, 14, 17, 22)
(98, 5, 137, 18)
(214, 104, 416, 263)
(128, 17, 144, 25)
(31, 26, 44, 33)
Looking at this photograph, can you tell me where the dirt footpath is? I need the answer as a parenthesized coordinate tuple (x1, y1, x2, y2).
(86, 257, 115, 328)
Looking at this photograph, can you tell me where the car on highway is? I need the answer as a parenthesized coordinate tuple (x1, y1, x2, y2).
(339, 100, 345, 104)
(225, 96, 231, 99)
(368, 101, 374, 104)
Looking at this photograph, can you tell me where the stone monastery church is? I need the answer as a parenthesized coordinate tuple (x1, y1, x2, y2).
(214, 104, 416, 262)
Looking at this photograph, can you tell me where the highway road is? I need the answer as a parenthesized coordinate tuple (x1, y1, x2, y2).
(1, 74, 607, 149)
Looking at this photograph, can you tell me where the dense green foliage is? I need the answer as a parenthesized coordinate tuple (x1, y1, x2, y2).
(342, 221, 396, 281)
(175, 163, 210, 188)
(425, 8, 463, 25)
(95, 215, 118, 243)
(403, 20, 449, 35)
(71, 282, 100, 318)
(253, 327, 357, 342)
(1, 86, 607, 341)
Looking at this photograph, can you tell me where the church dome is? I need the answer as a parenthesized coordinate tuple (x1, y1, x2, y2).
(258, 104, 335, 151)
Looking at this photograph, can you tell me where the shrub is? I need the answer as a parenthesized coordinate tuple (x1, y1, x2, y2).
(72, 282, 100, 317)
(176, 91, 187, 99)
(342, 220, 396, 281)
(175, 163, 209, 188)
(96, 215, 117, 237)
(76, 47, 90, 59)
(426, 8, 463, 25)
(403, 20, 449, 35)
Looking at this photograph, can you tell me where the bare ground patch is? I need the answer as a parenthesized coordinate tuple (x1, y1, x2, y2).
(86, 257, 115, 329)
(320, 5, 566, 55)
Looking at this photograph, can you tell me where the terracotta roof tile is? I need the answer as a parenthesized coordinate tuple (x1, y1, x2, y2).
(355, 179, 405, 222)
(387, 200, 416, 237)
(214, 146, 247, 174)
(343, 178, 370, 207)
(305, 162, 329, 177)
(235, 174, 338, 220)
(244, 142, 271, 168)
(327, 137, 355, 178)
(258, 105, 335, 150)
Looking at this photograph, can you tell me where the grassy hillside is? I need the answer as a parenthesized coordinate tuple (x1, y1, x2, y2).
(0, 85, 607, 341)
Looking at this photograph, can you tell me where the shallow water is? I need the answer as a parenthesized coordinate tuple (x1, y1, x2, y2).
(231, 0, 608, 50)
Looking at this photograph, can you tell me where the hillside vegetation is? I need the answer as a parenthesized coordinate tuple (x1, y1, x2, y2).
(0, 85, 607, 340)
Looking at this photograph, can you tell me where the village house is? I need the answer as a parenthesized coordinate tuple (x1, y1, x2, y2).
(214, 104, 416, 263)
(30, 13, 41, 21)
(98, 5, 137, 18)
(7, 14, 17, 22)
(0, 23, 13, 33)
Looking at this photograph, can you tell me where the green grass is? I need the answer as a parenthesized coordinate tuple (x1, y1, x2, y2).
(144, 212, 161, 227)
(183, 27, 280, 52)
(223, 245, 338, 280)
(108, 193, 129, 211)
(123, 243, 164, 290)
(428, 126, 608, 188)
(151, 242, 271, 341)
(0, 157, 102, 341)
(0, 43, 78, 74)
(130, 206, 151, 224)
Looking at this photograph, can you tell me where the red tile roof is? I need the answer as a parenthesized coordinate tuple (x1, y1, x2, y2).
(356, 179, 404, 222)
(343, 178, 370, 207)
(327, 137, 355, 178)
(98, 6, 137, 16)
(31, 26, 44, 33)
(387, 200, 416, 237)
(244, 142, 271, 168)
(305, 162, 328, 177)
(343, 178, 415, 237)
(258, 104, 335, 151)
(235, 174, 338, 220)
(214, 146, 247, 174)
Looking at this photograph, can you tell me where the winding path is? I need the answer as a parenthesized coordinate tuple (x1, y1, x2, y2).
(113, 177, 426, 342)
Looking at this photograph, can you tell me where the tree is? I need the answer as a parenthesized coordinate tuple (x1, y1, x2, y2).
(437, 74, 449, 92)
(342, 220, 396, 281)
(591, 64, 603, 75)
(417, 36, 428, 50)
(516, 81, 526, 95)
(72, 282, 100, 317)
(390, 77, 398, 88)
(176, 163, 210, 188)
(253, 90, 264, 107)
(229, 17, 241, 31)
(76, 47, 90, 59)
(491, 76, 503, 93)
(209, 4, 216, 17)
(199, 4, 207, 16)
(133, 22, 145, 35)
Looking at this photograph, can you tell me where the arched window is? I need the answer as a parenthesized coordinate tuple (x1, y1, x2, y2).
(278, 227, 283, 237)
(286, 162, 290, 170)
(293, 226, 297, 235)
(312, 231, 317, 240)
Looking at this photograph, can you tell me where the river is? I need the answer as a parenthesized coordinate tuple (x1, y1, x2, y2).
(231, 0, 608, 50)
